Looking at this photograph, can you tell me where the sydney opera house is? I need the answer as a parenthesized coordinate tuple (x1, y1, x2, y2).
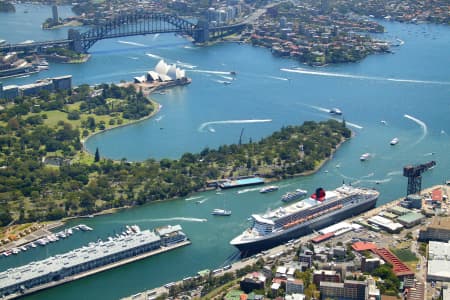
(134, 59, 189, 85)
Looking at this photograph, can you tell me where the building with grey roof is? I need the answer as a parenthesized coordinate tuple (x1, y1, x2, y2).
(427, 241, 450, 282)
(397, 212, 425, 228)
(0, 225, 187, 298)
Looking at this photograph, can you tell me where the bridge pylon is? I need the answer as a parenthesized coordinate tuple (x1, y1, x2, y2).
(68, 29, 84, 53)
(193, 19, 210, 44)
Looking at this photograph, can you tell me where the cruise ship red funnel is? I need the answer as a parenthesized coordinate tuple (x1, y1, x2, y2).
(311, 188, 326, 201)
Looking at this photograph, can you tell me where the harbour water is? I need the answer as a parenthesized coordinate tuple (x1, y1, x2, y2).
(1, 4, 450, 299)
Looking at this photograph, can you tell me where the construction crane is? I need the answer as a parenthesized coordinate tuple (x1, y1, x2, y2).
(403, 161, 436, 196)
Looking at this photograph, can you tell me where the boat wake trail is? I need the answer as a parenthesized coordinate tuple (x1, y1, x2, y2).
(404, 114, 428, 145)
(145, 217, 208, 223)
(185, 196, 203, 201)
(281, 68, 450, 86)
(145, 53, 163, 60)
(176, 61, 197, 69)
(267, 75, 290, 81)
(387, 170, 402, 176)
(330, 117, 363, 129)
(118, 40, 146, 47)
(361, 172, 374, 179)
(237, 187, 260, 194)
(152, 33, 160, 41)
(190, 69, 234, 75)
(198, 119, 272, 132)
(309, 105, 330, 113)
(220, 75, 234, 81)
(197, 198, 209, 204)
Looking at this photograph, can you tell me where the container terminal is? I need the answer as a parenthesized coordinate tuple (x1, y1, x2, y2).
(0, 225, 190, 299)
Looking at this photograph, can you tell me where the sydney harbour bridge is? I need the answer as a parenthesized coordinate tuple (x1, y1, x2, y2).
(0, 11, 248, 54)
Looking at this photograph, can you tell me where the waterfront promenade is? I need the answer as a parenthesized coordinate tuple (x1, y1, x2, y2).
(123, 184, 449, 300)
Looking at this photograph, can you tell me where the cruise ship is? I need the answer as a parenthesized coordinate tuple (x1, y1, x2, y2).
(230, 185, 379, 256)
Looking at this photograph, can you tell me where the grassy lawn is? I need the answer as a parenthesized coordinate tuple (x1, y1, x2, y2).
(391, 247, 418, 262)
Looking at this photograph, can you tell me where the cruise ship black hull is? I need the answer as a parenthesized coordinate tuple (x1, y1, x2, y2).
(234, 197, 377, 257)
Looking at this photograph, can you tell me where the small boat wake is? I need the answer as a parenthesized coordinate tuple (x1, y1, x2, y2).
(237, 187, 260, 194)
(329, 117, 363, 129)
(152, 33, 160, 41)
(118, 40, 146, 47)
(361, 172, 374, 179)
(146, 217, 208, 223)
(208, 127, 216, 133)
(155, 115, 164, 122)
(424, 152, 436, 156)
(309, 104, 331, 113)
(387, 170, 402, 176)
(281, 68, 450, 86)
(185, 196, 203, 201)
(267, 75, 290, 81)
(190, 69, 234, 75)
(176, 60, 197, 69)
(196, 198, 209, 204)
(404, 114, 428, 145)
(220, 75, 234, 81)
(146, 52, 163, 60)
(198, 119, 272, 132)
(128, 56, 139, 60)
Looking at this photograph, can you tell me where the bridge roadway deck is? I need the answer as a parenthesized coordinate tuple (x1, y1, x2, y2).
(122, 184, 449, 300)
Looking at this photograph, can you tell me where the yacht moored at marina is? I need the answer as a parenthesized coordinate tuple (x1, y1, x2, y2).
(281, 189, 307, 202)
(230, 185, 379, 256)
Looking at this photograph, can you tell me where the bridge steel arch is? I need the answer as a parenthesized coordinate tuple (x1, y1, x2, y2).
(75, 12, 197, 53)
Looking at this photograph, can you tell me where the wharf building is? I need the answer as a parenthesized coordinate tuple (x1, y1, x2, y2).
(0, 225, 188, 298)
(0, 75, 72, 100)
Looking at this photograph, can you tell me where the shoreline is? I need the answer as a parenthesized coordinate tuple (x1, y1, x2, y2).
(81, 99, 162, 157)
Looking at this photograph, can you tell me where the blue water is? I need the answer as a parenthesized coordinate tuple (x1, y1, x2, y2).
(1, 4, 450, 299)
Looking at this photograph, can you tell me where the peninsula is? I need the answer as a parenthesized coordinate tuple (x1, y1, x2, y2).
(0, 80, 350, 234)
